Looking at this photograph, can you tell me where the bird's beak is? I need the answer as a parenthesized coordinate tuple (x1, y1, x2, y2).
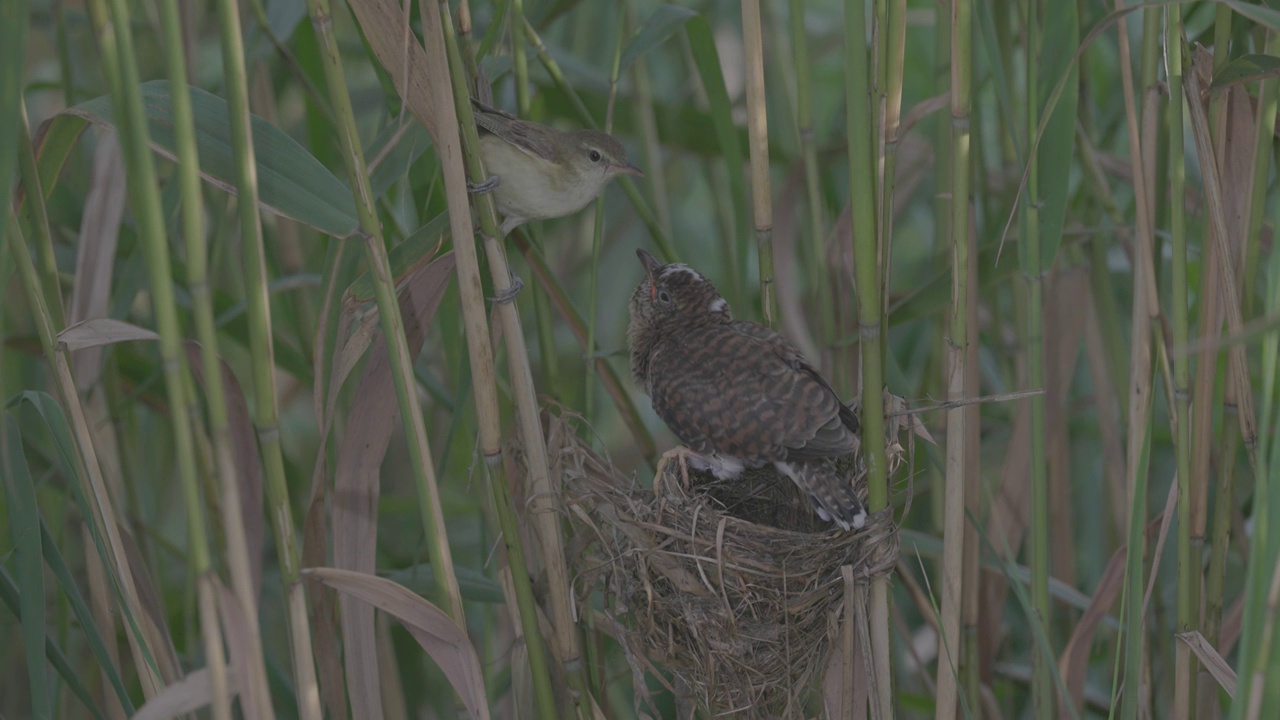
(637, 249, 662, 301)
(616, 160, 645, 178)
(636, 248, 663, 287)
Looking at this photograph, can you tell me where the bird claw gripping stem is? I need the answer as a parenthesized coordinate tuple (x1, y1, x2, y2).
(488, 271, 524, 304)
(467, 175, 500, 194)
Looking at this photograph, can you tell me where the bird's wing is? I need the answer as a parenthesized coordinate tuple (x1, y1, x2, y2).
(726, 323, 858, 461)
(646, 324, 857, 462)
(470, 99, 559, 163)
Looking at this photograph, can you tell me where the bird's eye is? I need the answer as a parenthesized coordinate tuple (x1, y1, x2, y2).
(589, 150, 602, 162)
(657, 290, 672, 305)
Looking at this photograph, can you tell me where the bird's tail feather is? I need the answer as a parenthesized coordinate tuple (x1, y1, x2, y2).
(780, 460, 867, 531)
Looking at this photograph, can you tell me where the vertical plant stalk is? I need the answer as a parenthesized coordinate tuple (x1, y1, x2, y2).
(1110, 0, 1159, 714)
(11, 214, 174, 699)
(742, 0, 778, 326)
(1187, 50, 1267, 719)
(306, 0, 469, 674)
(16, 100, 66, 331)
(46, 6, 172, 701)
(511, 0, 529, 114)
(935, 0, 970, 716)
(433, 2, 587, 714)
(846, 1, 893, 716)
(161, 0, 275, 714)
(586, 17, 628, 420)
(1021, 0, 1052, 715)
(877, 0, 905, 331)
(94, 0, 232, 707)
(417, 0, 558, 715)
(1186, 18, 1234, 718)
(217, 0, 323, 715)
(1165, 14, 1196, 720)
(1186, 41, 1261, 514)
(509, 231, 657, 463)
(626, 0, 672, 236)
(83, 0, 224, 703)
(787, 0, 835, 367)
(1206, 33, 1280, 717)
(1234, 188, 1280, 720)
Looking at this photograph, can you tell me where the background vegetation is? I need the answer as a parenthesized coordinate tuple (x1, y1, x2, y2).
(2, 0, 1280, 718)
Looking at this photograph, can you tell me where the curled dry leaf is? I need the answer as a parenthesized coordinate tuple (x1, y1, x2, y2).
(129, 667, 228, 720)
(57, 317, 159, 351)
(303, 567, 490, 720)
(1175, 631, 1237, 698)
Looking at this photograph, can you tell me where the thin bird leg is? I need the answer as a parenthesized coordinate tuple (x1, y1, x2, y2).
(467, 175, 500, 194)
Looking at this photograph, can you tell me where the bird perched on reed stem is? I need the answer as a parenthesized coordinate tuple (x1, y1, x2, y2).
(470, 99, 643, 235)
(627, 249, 867, 530)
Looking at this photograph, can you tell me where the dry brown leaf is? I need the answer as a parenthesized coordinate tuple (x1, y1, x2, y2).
(1221, 594, 1246, 657)
(1048, 269, 1089, 587)
(214, 578, 270, 719)
(1187, 47, 1259, 473)
(1058, 549, 1124, 713)
(304, 493, 349, 720)
(1141, 479, 1180, 620)
(978, 398, 1030, 674)
(772, 163, 821, 363)
(1219, 73, 1256, 254)
(1082, 290, 1128, 537)
(1175, 631, 1237, 698)
(119, 531, 183, 684)
(318, 252, 455, 446)
(129, 667, 230, 720)
(303, 567, 490, 720)
(331, 251, 455, 719)
(57, 318, 159, 350)
(377, 614, 410, 720)
(1058, 513, 1164, 715)
(346, 0, 442, 139)
(83, 525, 127, 720)
(69, 131, 126, 388)
(184, 342, 265, 598)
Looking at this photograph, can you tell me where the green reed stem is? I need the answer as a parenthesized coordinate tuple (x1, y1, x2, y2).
(97, 0, 229, 713)
(1020, 0, 1052, 714)
(741, 0, 777, 326)
(437, 4, 581, 715)
(936, 0, 971, 715)
(163, 0, 275, 713)
(846, 1, 893, 716)
(305, 0, 467, 644)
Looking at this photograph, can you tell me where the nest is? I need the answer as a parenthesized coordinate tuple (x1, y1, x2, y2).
(552, 395, 920, 718)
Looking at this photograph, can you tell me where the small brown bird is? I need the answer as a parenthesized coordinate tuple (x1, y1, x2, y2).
(627, 249, 867, 530)
(471, 99, 644, 235)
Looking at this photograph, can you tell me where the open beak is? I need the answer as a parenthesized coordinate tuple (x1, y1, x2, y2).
(616, 160, 645, 178)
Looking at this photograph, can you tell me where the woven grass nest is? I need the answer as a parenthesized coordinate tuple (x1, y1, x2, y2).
(552, 393, 923, 718)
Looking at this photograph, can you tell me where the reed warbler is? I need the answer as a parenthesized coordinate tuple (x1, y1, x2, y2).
(470, 99, 643, 235)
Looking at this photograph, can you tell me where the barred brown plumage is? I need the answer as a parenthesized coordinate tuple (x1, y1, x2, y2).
(627, 249, 867, 530)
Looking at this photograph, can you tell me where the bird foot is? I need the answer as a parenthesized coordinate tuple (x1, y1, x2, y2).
(487, 271, 523, 304)
(467, 175, 500, 194)
(654, 446, 695, 495)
